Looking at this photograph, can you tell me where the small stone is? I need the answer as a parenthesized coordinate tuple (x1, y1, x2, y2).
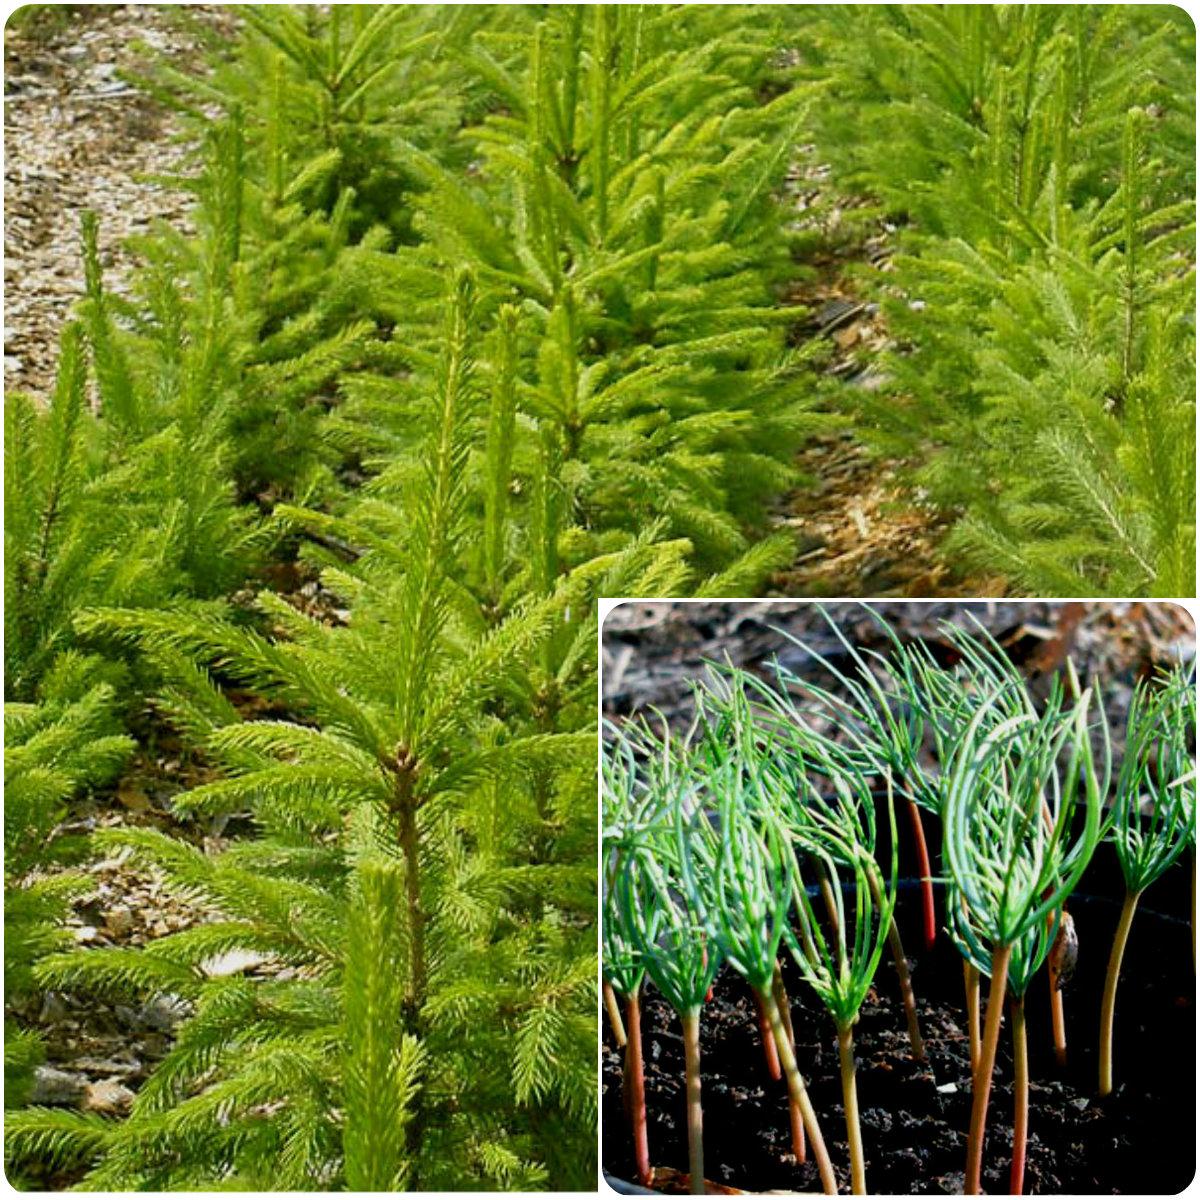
(30, 1066, 88, 1107)
(38, 992, 68, 1022)
(201, 949, 269, 978)
(863, 1106, 893, 1133)
(104, 905, 134, 938)
(83, 1079, 135, 1115)
(936, 1081, 958, 1094)
(135, 993, 187, 1032)
(73, 925, 99, 944)
(71, 1056, 140, 1079)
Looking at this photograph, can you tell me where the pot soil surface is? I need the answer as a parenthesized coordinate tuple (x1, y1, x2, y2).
(602, 884, 1195, 1195)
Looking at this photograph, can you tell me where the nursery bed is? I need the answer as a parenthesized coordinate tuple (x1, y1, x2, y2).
(601, 883, 1195, 1195)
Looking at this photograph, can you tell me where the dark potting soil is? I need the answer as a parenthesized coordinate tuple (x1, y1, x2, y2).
(601, 878, 1196, 1195)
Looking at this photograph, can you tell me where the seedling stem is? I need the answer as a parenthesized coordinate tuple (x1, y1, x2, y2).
(753, 989, 782, 1080)
(838, 1023, 866, 1195)
(870, 871, 925, 1061)
(761, 989, 837, 1195)
(1048, 973, 1067, 1068)
(682, 1008, 705, 1195)
(771, 965, 806, 1161)
(965, 942, 1012, 1195)
(626, 989, 651, 1186)
(907, 796, 937, 951)
(1098, 888, 1141, 1097)
(964, 960, 981, 1073)
(605, 979, 627, 1047)
(1009, 996, 1029, 1195)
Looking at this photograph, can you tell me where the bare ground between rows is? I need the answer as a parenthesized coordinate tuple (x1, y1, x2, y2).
(4, 4, 237, 399)
(9, 572, 341, 1125)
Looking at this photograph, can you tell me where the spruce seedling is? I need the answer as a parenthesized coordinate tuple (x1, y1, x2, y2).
(1098, 664, 1195, 1097)
(944, 680, 1109, 1195)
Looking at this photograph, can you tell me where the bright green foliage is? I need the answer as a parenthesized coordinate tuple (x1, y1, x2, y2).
(136, 6, 500, 234)
(5, 174, 268, 700)
(1108, 662, 1196, 895)
(942, 681, 1108, 978)
(796, 5, 1196, 595)
(382, 5, 819, 581)
(342, 855, 425, 1192)
(4, 656, 134, 1108)
(8, 8, 819, 1171)
(4, 325, 122, 698)
(6, 276, 639, 1190)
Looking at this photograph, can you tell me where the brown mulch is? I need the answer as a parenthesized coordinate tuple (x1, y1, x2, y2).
(601, 600, 1196, 725)
(4, 4, 236, 400)
(767, 154, 995, 598)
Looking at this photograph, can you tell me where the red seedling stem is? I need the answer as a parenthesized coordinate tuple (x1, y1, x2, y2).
(838, 1023, 867, 1195)
(681, 1009, 706, 1195)
(1009, 996, 1029, 1196)
(964, 960, 981, 1075)
(625, 989, 651, 1187)
(605, 979, 627, 1048)
(965, 942, 1012, 1195)
(906, 796, 937, 952)
(771, 963, 805, 1162)
(1099, 888, 1141, 1097)
(761, 989, 836, 1195)
(753, 989, 782, 1081)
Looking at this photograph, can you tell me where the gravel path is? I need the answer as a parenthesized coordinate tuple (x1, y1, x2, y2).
(4, 4, 234, 399)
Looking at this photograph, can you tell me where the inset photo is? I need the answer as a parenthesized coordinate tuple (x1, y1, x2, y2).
(601, 601, 1195, 1196)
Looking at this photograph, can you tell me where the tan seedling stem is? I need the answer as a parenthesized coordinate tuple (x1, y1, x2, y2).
(605, 979, 627, 1047)
(838, 1023, 866, 1195)
(1009, 996, 1029, 1196)
(965, 942, 1011, 1195)
(1098, 889, 1141, 1097)
(681, 1008, 705, 1195)
(964, 959, 981, 1074)
(762, 989, 836, 1195)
